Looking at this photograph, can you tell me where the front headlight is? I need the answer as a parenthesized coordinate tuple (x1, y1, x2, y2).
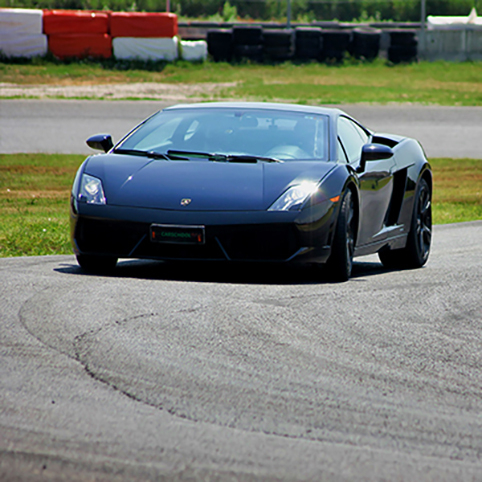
(79, 174, 106, 205)
(268, 181, 319, 212)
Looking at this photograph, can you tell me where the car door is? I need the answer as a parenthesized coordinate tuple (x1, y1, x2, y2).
(337, 116, 396, 247)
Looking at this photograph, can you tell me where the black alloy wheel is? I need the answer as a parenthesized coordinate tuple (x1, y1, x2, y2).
(379, 177, 432, 269)
(411, 178, 432, 265)
(325, 189, 356, 282)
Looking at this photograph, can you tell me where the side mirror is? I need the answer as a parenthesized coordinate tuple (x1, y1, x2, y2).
(357, 143, 394, 173)
(86, 134, 114, 153)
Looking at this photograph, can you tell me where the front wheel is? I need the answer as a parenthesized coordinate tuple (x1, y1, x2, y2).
(379, 177, 432, 269)
(76, 254, 118, 274)
(325, 189, 356, 282)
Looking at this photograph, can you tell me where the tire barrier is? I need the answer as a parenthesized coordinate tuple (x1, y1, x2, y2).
(112, 37, 178, 61)
(232, 25, 264, 61)
(48, 33, 112, 59)
(43, 10, 111, 60)
(43, 10, 109, 35)
(0, 33, 47, 58)
(180, 40, 208, 62)
(2, 8, 420, 65)
(0, 8, 43, 35)
(294, 27, 322, 60)
(110, 12, 178, 38)
(350, 27, 381, 61)
(206, 26, 388, 63)
(0, 8, 47, 57)
(207, 29, 233, 62)
(388, 29, 418, 63)
(1, 8, 180, 61)
(320, 29, 351, 62)
(263, 29, 294, 61)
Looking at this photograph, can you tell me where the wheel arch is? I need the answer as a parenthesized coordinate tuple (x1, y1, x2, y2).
(420, 164, 433, 194)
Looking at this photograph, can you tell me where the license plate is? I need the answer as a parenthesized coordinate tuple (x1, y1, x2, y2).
(150, 224, 205, 245)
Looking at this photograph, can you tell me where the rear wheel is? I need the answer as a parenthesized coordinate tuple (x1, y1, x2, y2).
(379, 178, 432, 269)
(325, 189, 356, 282)
(76, 254, 118, 273)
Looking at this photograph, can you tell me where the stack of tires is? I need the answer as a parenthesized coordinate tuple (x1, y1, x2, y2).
(207, 29, 233, 62)
(350, 27, 381, 61)
(320, 29, 351, 62)
(388, 29, 418, 63)
(206, 25, 386, 64)
(263, 29, 294, 61)
(294, 27, 322, 61)
(232, 25, 264, 61)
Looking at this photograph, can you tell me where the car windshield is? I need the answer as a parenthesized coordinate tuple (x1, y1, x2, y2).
(116, 108, 329, 161)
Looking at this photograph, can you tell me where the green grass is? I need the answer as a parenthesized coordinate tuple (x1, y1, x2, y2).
(0, 154, 84, 257)
(431, 158, 482, 224)
(0, 154, 481, 258)
(1, 58, 482, 105)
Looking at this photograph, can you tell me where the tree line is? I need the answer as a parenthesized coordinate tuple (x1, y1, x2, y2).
(0, 0, 479, 22)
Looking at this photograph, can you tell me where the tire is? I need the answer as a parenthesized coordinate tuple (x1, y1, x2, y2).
(233, 26, 263, 46)
(207, 29, 233, 62)
(320, 30, 351, 62)
(264, 45, 294, 61)
(388, 45, 418, 63)
(233, 44, 263, 61)
(325, 189, 356, 282)
(295, 27, 322, 40)
(379, 178, 432, 270)
(295, 27, 322, 60)
(263, 29, 294, 48)
(264, 31, 294, 61)
(295, 44, 321, 60)
(351, 27, 381, 60)
(76, 254, 117, 273)
(389, 30, 417, 47)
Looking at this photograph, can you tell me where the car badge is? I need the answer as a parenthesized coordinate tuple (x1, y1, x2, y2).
(180, 198, 192, 206)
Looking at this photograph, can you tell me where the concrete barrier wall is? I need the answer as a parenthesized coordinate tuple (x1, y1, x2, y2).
(420, 28, 482, 61)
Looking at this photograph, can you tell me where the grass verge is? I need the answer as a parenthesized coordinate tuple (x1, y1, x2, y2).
(1, 58, 482, 105)
(0, 154, 481, 258)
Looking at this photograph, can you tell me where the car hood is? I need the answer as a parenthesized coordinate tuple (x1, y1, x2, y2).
(85, 154, 336, 211)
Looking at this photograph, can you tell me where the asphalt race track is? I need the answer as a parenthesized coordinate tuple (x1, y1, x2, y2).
(1, 221, 482, 481)
(1, 99, 482, 158)
(1, 99, 482, 480)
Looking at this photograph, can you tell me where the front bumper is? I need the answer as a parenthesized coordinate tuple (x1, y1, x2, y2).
(71, 202, 337, 264)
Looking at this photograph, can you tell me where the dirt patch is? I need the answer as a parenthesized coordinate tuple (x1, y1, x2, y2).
(0, 81, 238, 100)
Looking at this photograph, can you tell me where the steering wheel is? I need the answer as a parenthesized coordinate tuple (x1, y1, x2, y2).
(265, 145, 310, 160)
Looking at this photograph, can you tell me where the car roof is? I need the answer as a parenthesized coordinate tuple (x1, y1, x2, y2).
(163, 101, 347, 118)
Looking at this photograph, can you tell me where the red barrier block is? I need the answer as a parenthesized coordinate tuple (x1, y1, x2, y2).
(43, 10, 110, 35)
(110, 12, 177, 38)
(48, 33, 112, 59)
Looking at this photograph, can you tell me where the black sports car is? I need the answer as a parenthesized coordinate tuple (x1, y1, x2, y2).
(70, 102, 432, 281)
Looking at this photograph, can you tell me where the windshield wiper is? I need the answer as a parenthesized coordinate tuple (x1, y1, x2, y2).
(113, 148, 168, 160)
(166, 150, 282, 163)
(223, 154, 283, 163)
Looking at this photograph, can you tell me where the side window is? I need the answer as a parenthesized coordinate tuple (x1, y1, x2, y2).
(352, 120, 369, 144)
(338, 117, 368, 163)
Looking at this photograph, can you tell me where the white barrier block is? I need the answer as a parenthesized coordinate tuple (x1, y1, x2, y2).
(0, 8, 43, 35)
(180, 40, 207, 61)
(0, 33, 47, 58)
(113, 37, 178, 61)
(427, 8, 482, 30)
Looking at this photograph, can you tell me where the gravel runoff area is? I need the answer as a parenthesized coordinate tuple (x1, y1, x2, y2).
(0, 82, 238, 100)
